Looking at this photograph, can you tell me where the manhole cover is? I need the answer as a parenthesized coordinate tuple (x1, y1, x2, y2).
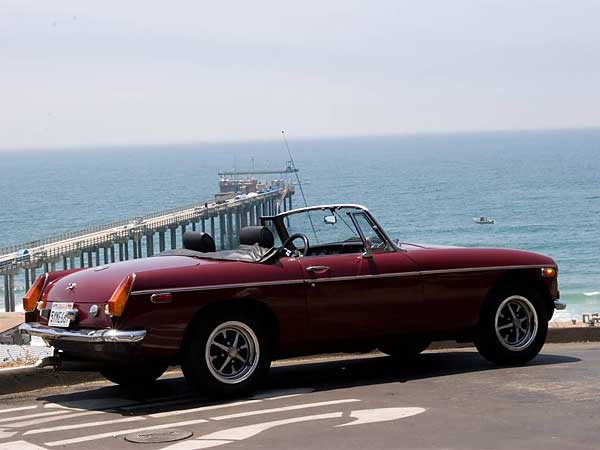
(124, 429, 193, 444)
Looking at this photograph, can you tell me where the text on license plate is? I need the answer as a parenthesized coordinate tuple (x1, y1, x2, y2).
(48, 303, 74, 328)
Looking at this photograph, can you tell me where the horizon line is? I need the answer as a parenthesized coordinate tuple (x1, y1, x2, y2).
(1, 125, 599, 153)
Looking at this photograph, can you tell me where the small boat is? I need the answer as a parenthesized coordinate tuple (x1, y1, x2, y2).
(474, 216, 495, 224)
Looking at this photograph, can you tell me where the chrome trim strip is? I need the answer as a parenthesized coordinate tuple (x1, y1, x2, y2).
(554, 299, 567, 310)
(131, 264, 552, 296)
(19, 323, 146, 343)
(419, 264, 555, 275)
(131, 279, 306, 296)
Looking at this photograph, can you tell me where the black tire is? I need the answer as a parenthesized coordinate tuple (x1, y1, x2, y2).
(474, 284, 548, 365)
(378, 338, 431, 359)
(100, 363, 168, 387)
(181, 311, 272, 397)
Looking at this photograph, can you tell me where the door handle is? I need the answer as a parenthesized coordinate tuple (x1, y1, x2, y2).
(306, 265, 330, 272)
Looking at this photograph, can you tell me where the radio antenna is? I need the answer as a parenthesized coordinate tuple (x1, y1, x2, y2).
(281, 130, 318, 242)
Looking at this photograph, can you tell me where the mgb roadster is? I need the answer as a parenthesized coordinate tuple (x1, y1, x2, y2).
(21, 204, 565, 396)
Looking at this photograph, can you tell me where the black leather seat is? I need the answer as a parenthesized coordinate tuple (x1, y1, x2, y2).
(239, 226, 275, 248)
(182, 232, 216, 253)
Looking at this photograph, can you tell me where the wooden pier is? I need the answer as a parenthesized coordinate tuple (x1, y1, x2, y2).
(0, 186, 294, 312)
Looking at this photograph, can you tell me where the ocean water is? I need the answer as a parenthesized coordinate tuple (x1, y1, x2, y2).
(1, 129, 599, 320)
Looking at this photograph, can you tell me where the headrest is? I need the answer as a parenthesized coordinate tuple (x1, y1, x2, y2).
(182, 232, 216, 253)
(239, 226, 275, 248)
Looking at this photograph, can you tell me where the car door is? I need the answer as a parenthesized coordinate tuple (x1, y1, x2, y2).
(356, 251, 424, 338)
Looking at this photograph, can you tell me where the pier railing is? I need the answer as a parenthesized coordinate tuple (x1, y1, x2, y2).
(1, 186, 296, 311)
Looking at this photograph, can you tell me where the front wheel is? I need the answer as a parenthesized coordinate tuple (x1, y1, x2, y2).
(181, 313, 272, 397)
(474, 286, 548, 365)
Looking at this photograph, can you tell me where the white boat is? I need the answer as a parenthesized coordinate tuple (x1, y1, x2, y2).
(474, 216, 495, 224)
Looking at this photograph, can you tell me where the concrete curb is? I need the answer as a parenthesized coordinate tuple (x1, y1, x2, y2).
(0, 366, 103, 396)
(1, 326, 599, 396)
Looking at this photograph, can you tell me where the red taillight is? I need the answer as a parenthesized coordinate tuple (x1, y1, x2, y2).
(23, 274, 48, 312)
(106, 274, 135, 317)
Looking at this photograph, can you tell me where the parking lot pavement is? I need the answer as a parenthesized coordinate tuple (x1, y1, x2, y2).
(0, 342, 599, 450)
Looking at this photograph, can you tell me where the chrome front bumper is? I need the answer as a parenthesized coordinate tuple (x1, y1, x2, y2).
(554, 299, 567, 311)
(20, 323, 146, 343)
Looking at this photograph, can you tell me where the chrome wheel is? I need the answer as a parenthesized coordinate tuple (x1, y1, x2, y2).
(205, 321, 260, 385)
(495, 295, 538, 352)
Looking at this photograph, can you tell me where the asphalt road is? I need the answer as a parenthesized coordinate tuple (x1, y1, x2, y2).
(0, 342, 599, 450)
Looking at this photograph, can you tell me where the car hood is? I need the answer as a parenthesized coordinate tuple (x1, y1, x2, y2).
(399, 242, 556, 272)
(46, 256, 225, 304)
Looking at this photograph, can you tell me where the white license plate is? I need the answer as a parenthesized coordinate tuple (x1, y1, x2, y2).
(48, 303, 74, 328)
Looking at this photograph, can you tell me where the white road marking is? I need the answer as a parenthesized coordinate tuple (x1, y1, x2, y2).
(211, 399, 360, 421)
(250, 388, 315, 400)
(150, 400, 263, 418)
(0, 411, 71, 425)
(43, 398, 132, 410)
(162, 412, 343, 450)
(161, 440, 231, 450)
(0, 429, 17, 440)
(336, 407, 427, 427)
(24, 416, 145, 436)
(3, 411, 104, 429)
(205, 412, 342, 440)
(44, 419, 209, 447)
(0, 406, 37, 415)
(0, 441, 47, 450)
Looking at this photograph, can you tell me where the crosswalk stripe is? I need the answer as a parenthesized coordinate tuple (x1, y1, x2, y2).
(25, 416, 145, 436)
(0, 406, 37, 415)
(45, 418, 209, 447)
(250, 388, 315, 400)
(211, 399, 361, 421)
(0, 410, 71, 425)
(43, 398, 133, 411)
(0, 440, 47, 450)
(4, 411, 105, 429)
(149, 400, 262, 418)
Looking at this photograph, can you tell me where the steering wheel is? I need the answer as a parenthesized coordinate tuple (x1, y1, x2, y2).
(279, 233, 311, 257)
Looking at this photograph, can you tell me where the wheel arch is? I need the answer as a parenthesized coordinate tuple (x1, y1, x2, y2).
(181, 298, 281, 358)
(481, 269, 554, 321)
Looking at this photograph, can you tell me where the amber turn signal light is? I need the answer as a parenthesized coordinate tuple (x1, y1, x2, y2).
(23, 273, 48, 312)
(106, 273, 135, 317)
(541, 267, 556, 278)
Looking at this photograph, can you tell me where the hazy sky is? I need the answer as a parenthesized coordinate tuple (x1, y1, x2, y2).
(2, 0, 599, 150)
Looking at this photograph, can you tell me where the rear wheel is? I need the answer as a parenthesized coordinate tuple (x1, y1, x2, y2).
(100, 363, 168, 387)
(181, 312, 272, 397)
(474, 285, 548, 365)
(378, 338, 431, 359)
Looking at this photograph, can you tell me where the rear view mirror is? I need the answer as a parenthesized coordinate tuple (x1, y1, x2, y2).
(324, 215, 337, 225)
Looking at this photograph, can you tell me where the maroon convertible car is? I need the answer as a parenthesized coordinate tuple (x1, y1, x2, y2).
(21, 204, 565, 396)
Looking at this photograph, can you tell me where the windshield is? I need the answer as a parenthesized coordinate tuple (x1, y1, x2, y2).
(264, 206, 391, 254)
(277, 208, 362, 246)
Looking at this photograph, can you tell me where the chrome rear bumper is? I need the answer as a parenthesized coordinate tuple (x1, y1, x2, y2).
(20, 323, 146, 343)
(554, 299, 567, 311)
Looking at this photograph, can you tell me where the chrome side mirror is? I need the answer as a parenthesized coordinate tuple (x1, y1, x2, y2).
(362, 238, 373, 258)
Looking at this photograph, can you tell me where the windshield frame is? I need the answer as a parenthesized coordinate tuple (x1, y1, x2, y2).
(259, 204, 400, 253)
